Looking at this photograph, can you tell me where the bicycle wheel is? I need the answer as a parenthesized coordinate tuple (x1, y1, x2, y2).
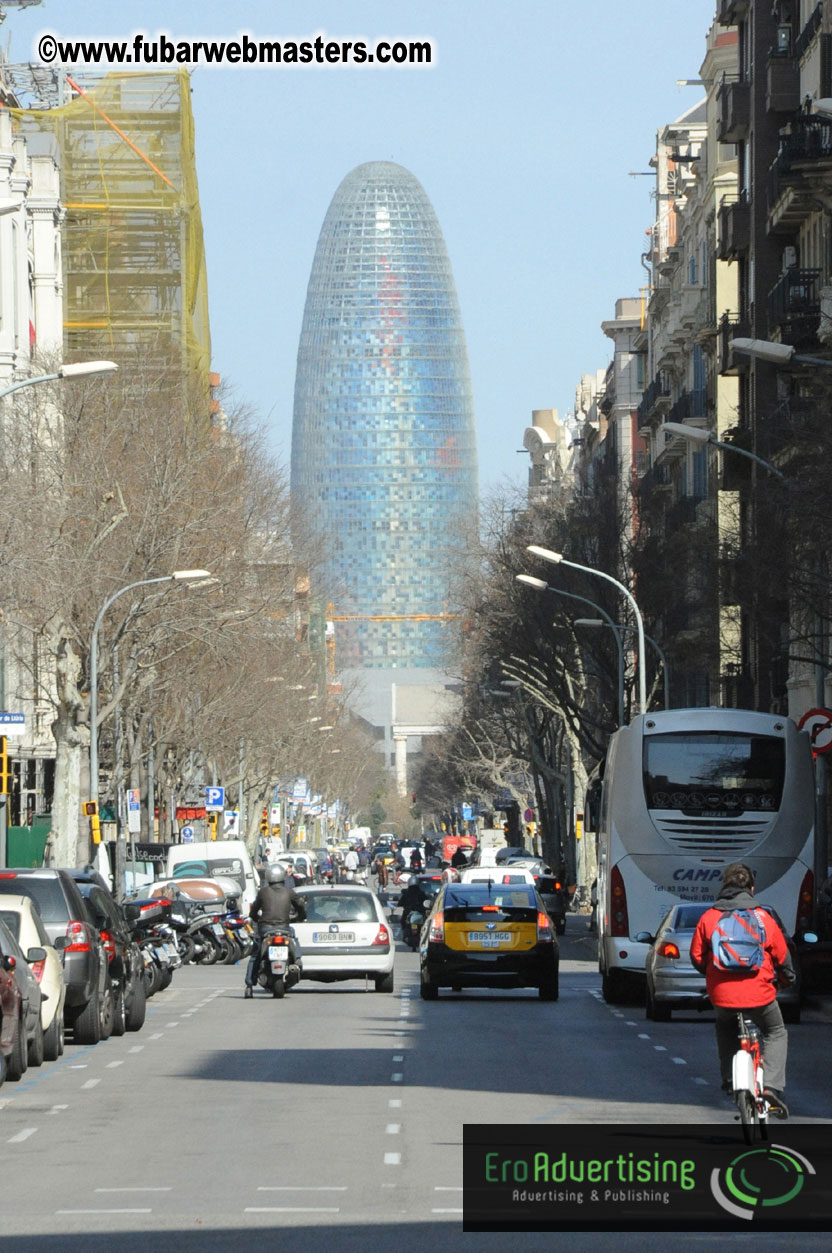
(738, 1091, 760, 1145)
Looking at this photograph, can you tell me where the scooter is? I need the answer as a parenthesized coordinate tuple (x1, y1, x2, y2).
(256, 926, 302, 999)
(401, 909, 426, 950)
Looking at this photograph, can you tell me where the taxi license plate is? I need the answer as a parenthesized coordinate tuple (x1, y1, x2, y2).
(268, 945, 289, 960)
(468, 932, 511, 945)
(313, 932, 355, 943)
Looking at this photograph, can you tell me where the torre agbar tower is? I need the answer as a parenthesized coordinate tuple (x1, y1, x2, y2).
(291, 161, 478, 678)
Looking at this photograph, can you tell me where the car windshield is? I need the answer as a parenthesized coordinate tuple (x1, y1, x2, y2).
(0, 876, 68, 923)
(444, 885, 537, 911)
(0, 910, 21, 942)
(299, 892, 377, 924)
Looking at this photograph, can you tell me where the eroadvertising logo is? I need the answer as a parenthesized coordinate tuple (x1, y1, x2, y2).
(463, 1125, 832, 1233)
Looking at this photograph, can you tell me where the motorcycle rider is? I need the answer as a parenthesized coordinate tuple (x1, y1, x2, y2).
(398, 875, 429, 943)
(244, 864, 306, 998)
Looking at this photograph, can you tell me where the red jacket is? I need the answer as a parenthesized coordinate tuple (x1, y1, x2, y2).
(690, 890, 795, 1009)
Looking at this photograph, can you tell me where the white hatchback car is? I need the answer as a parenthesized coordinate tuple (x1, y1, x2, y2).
(0, 894, 67, 1062)
(292, 886, 394, 993)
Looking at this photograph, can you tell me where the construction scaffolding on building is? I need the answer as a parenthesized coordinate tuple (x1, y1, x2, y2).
(9, 68, 210, 386)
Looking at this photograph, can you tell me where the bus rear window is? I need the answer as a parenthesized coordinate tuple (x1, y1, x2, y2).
(643, 732, 785, 814)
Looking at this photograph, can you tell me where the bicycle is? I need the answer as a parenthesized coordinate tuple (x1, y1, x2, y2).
(731, 1011, 770, 1144)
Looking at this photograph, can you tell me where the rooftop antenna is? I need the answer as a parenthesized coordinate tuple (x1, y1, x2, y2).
(0, 0, 44, 24)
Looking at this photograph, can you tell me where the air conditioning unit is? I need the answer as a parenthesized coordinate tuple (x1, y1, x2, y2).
(782, 245, 797, 271)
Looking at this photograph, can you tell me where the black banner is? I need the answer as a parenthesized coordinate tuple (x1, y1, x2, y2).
(463, 1124, 832, 1232)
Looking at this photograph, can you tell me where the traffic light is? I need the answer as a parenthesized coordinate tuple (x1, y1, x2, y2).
(259, 814, 269, 835)
(0, 737, 10, 795)
(82, 799, 101, 844)
(207, 812, 218, 840)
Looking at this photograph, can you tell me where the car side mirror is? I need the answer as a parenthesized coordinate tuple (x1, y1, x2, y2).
(27, 947, 47, 963)
(635, 931, 654, 944)
(53, 935, 71, 951)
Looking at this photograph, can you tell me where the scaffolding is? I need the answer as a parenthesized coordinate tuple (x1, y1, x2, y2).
(10, 69, 210, 384)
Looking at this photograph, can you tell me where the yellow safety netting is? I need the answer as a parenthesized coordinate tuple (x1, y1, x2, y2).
(11, 69, 210, 386)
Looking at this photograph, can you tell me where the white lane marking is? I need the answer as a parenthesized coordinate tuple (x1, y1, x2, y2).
(638, 1033, 650, 1039)
(81, 1079, 100, 1089)
(653, 1045, 667, 1052)
(384, 1153, 401, 1165)
(625, 1021, 637, 1026)
(148, 1033, 163, 1040)
(56, 1209, 152, 1215)
(434, 1186, 463, 1191)
(257, 1187, 347, 1192)
(694, 1077, 709, 1086)
(8, 1128, 37, 1143)
(96, 1187, 173, 1193)
(128, 1046, 144, 1054)
(392, 1055, 404, 1061)
(672, 1057, 687, 1065)
(106, 1060, 124, 1069)
(245, 1208, 339, 1214)
(389, 1099, 402, 1108)
(69, 1064, 88, 1069)
(432, 1208, 463, 1214)
(386, 1124, 401, 1134)
(165, 1022, 179, 1028)
(47, 1105, 68, 1115)
(391, 1073, 403, 1083)
(611, 1011, 624, 1017)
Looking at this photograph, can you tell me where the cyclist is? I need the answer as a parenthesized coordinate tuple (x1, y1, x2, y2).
(690, 862, 795, 1118)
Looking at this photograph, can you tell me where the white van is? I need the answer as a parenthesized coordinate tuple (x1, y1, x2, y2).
(166, 841, 259, 910)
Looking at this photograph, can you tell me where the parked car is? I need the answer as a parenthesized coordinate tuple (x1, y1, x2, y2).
(66, 870, 147, 1034)
(0, 916, 43, 1067)
(0, 935, 27, 1083)
(640, 901, 803, 1023)
(0, 894, 67, 1060)
(0, 869, 110, 1044)
(292, 885, 394, 992)
(419, 880, 559, 1001)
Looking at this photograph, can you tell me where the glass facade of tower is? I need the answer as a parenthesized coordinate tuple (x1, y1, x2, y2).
(292, 162, 478, 669)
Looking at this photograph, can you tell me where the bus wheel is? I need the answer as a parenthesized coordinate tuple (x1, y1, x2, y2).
(601, 968, 628, 1004)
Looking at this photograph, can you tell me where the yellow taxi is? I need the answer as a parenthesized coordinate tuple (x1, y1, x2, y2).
(419, 881, 559, 1001)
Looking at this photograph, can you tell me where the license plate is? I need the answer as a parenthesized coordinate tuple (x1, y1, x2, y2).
(212, 923, 224, 936)
(313, 931, 355, 943)
(468, 931, 511, 945)
(268, 945, 289, 960)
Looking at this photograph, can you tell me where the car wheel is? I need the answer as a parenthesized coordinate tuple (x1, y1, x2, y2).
(7, 1013, 28, 1081)
(71, 985, 102, 1046)
(27, 1017, 45, 1068)
(601, 968, 629, 1004)
(126, 976, 147, 1032)
(375, 971, 394, 993)
(645, 986, 671, 1022)
(420, 971, 438, 1001)
(112, 985, 127, 1037)
(99, 982, 114, 1041)
(43, 1012, 63, 1062)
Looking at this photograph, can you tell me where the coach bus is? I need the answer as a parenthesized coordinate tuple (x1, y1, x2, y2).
(596, 707, 815, 1003)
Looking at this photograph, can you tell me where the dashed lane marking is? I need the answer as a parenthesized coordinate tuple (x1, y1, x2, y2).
(128, 1046, 144, 1053)
(257, 1187, 347, 1192)
(384, 1153, 401, 1165)
(7, 1128, 37, 1143)
(389, 1099, 402, 1108)
(245, 1208, 340, 1214)
(386, 1124, 400, 1134)
(47, 1105, 68, 1115)
(672, 1057, 687, 1065)
(106, 1060, 124, 1069)
(95, 1188, 173, 1193)
(81, 1079, 100, 1090)
(391, 1073, 403, 1083)
(56, 1209, 152, 1215)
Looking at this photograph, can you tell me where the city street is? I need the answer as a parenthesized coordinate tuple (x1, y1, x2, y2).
(1, 914, 830, 1250)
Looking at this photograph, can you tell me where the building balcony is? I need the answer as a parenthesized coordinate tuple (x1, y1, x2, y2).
(717, 0, 749, 26)
(717, 196, 750, 260)
(767, 54, 799, 114)
(716, 76, 750, 143)
(794, 4, 823, 62)
(767, 267, 821, 345)
(717, 312, 751, 375)
(636, 374, 672, 431)
(664, 496, 700, 537)
(666, 389, 707, 425)
(638, 461, 673, 499)
(768, 116, 832, 231)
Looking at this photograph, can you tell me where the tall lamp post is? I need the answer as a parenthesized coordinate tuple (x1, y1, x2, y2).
(89, 570, 212, 890)
(0, 360, 118, 870)
(515, 573, 625, 726)
(526, 546, 648, 714)
(660, 409, 828, 928)
(575, 618, 671, 710)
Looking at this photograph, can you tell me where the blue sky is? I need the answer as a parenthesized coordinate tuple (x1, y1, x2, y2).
(4, 0, 717, 492)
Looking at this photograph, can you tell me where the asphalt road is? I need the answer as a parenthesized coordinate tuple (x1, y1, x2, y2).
(1, 909, 830, 1251)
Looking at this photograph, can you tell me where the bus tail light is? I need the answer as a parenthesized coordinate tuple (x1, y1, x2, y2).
(610, 866, 629, 937)
(796, 870, 814, 934)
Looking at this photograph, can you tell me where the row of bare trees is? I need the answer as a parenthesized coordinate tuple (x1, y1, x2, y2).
(0, 355, 378, 866)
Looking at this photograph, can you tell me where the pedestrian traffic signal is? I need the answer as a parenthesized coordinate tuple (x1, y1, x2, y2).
(82, 799, 101, 844)
(82, 800, 98, 817)
(259, 816, 269, 834)
(207, 812, 218, 840)
(0, 736, 10, 795)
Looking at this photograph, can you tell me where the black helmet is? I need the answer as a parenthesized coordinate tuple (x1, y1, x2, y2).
(266, 864, 287, 885)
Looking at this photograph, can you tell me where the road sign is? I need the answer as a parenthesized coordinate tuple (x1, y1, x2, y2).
(205, 786, 225, 810)
(523, 807, 534, 823)
(180, 825, 195, 843)
(223, 809, 239, 835)
(0, 712, 25, 738)
(797, 707, 832, 755)
(126, 787, 141, 834)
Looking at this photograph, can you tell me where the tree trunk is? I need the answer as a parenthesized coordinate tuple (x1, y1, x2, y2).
(50, 630, 88, 867)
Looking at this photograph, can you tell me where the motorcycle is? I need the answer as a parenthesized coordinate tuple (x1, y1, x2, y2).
(256, 925, 302, 999)
(401, 908, 426, 950)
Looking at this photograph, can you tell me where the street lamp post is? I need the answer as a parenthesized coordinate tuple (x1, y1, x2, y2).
(575, 619, 671, 709)
(659, 420, 786, 483)
(526, 546, 648, 714)
(89, 569, 211, 893)
(516, 574, 625, 725)
(0, 360, 119, 870)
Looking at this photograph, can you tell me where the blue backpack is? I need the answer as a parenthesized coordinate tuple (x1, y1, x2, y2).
(711, 908, 766, 973)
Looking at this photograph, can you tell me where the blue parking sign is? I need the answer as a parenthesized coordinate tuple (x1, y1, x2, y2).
(205, 786, 225, 810)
